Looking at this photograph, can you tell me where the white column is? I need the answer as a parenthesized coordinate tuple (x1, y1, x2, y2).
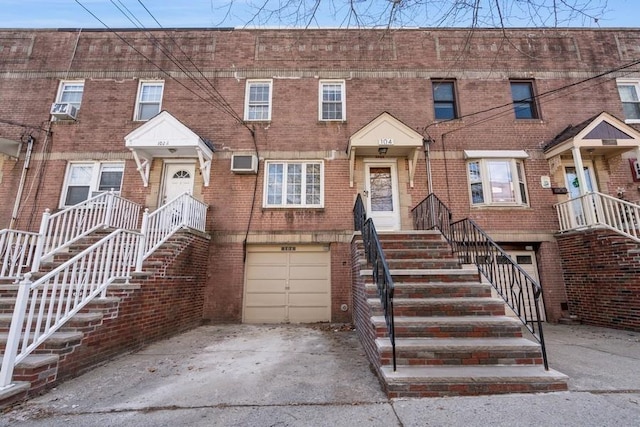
(571, 146, 588, 197)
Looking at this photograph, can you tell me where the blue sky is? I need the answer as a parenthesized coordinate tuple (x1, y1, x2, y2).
(0, 0, 638, 29)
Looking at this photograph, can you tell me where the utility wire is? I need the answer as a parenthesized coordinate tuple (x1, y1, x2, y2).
(74, 0, 247, 127)
(137, 0, 247, 128)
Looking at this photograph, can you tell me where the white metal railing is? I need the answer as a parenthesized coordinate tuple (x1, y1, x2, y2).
(555, 191, 640, 243)
(0, 229, 142, 389)
(136, 192, 207, 270)
(35, 191, 141, 269)
(0, 230, 39, 280)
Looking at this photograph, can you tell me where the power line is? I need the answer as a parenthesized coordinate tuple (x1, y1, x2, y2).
(74, 0, 249, 129)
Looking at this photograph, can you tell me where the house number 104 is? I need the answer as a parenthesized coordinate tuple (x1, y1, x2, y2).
(378, 138, 394, 145)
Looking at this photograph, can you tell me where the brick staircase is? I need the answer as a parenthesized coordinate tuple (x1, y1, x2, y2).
(351, 230, 568, 398)
(0, 229, 209, 408)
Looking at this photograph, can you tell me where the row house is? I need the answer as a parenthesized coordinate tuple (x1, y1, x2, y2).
(1, 27, 639, 400)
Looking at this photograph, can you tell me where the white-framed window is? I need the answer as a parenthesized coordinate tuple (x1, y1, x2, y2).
(134, 80, 164, 121)
(264, 161, 323, 208)
(61, 162, 124, 207)
(616, 79, 640, 123)
(56, 80, 84, 110)
(467, 158, 528, 206)
(319, 80, 346, 121)
(244, 80, 272, 121)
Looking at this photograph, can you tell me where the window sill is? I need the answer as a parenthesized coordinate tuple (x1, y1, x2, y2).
(470, 204, 531, 210)
(318, 120, 346, 124)
(262, 206, 325, 211)
(513, 118, 544, 124)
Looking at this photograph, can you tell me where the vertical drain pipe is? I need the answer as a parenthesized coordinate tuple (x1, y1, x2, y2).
(9, 135, 34, 229)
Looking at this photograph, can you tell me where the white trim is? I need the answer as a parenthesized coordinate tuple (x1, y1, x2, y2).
(364, 158, 401, 231)
(60, 161, 125, 208)
(467, 158, 529, 207)
(616, 78, 640, 124)
(263, 160, 324, 208)
(134, 80, 164, 121)
(244, 79, 273, 121)
(464, 150, 529, 159)
(55, 80, 84, 109)
(318, 80, 346, 121)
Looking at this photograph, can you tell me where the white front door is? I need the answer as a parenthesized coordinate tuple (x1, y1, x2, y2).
(161, 163, 195, 205)
(364, 161, 401, 231)
(564, 165, 597, 227)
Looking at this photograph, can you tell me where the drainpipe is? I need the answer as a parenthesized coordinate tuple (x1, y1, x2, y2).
(9, 135, 35, 230)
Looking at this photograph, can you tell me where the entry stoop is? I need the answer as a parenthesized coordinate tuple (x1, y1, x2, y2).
(351, 230, 568, 398)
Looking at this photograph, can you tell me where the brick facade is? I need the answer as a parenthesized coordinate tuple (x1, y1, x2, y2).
(2, 28, 640, 323)
(557, 229, 640, 331)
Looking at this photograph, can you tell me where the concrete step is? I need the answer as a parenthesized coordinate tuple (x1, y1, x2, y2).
(0, 330, 83, 351)
(372, 315, 524, 338)
(369, 297, 506, 317)
(380, 365, 568, 398)
(376, 337, 543, 366)
(366, 282, 492, 299)
(362, 268, 479, 283)
(0, 311, 103, 331)
(0, 381, 30, 409)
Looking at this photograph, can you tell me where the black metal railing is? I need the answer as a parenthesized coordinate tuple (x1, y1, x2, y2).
(412, 193, 549, 370)
(353, 194, 396, 371)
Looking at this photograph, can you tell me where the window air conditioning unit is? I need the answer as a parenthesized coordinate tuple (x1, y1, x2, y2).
(231, 154, 258, 174)
(50, 102, 78, 120)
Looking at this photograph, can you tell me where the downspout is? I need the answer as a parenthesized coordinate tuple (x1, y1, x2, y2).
(9, 135, 35, 229)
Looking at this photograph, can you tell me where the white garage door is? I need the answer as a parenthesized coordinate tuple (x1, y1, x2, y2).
(243, 245, 331, 323)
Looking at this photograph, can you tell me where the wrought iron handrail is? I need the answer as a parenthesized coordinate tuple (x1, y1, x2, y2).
(0, 229, 39, 280)
(0, 229, 142, 389)
(555, 191, 640, 243)
(35, 191, 142, 269)
(353, 194, 396, 371)
(412, 193, 549, 370)
(136, 192, 208, 270)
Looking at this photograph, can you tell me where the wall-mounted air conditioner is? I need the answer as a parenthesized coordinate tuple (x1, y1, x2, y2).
(50, 102, 78, 120)
(231, 154, 258, 174)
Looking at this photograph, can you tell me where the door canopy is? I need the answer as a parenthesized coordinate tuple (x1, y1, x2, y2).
(347, 112, 424, 187)
(125, 111, 214, 187)
(544, 111, 640, 160)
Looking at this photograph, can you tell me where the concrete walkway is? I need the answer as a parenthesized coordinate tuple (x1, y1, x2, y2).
(1, 323, 639, 426)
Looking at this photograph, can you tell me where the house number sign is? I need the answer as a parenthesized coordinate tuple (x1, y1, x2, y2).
(157, 140, 169, 146)
(281, 246, 296, 251)
(378, 138, 394, 146)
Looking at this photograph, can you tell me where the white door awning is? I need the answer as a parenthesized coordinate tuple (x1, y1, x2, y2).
(0, 137, 21, 159)
(125, 111, 213, 187)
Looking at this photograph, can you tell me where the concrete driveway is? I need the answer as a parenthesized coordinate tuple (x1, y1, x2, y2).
(2, 323, 640, 426)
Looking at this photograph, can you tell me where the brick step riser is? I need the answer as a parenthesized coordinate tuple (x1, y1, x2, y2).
(375, 233, 445, 241)
(371, 304, 506, 317)
(378, 350, 543, 367)
(384, 381, 568, 399)
(374, 325, 523, 339)
(384, 261, 462, 270)
(12, 360, 59, 395)
(377, 250, 456, 260)
(365, 287, 492, 299)
(364, 274, 479, 284)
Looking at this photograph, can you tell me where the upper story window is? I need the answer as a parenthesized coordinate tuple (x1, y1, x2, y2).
(467, 157, 528, 207)
(245, 80, 272, 121)
(61, 162, 124, 207)
(56, 80, 84, 111)
(135, 81, 164, 121)
(264, 161, 323, 208)
(319, 80, 345, 121)
(617, 79, 640, 123)
(432, 80, 458, 120)
(510, 81, 539, 119)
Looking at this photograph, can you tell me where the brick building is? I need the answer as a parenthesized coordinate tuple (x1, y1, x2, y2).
(1, 27, 639, 330)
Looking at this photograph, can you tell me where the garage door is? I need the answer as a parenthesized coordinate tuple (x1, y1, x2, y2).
(471, 250, 546, 322)
(243, 245, 331, 323)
